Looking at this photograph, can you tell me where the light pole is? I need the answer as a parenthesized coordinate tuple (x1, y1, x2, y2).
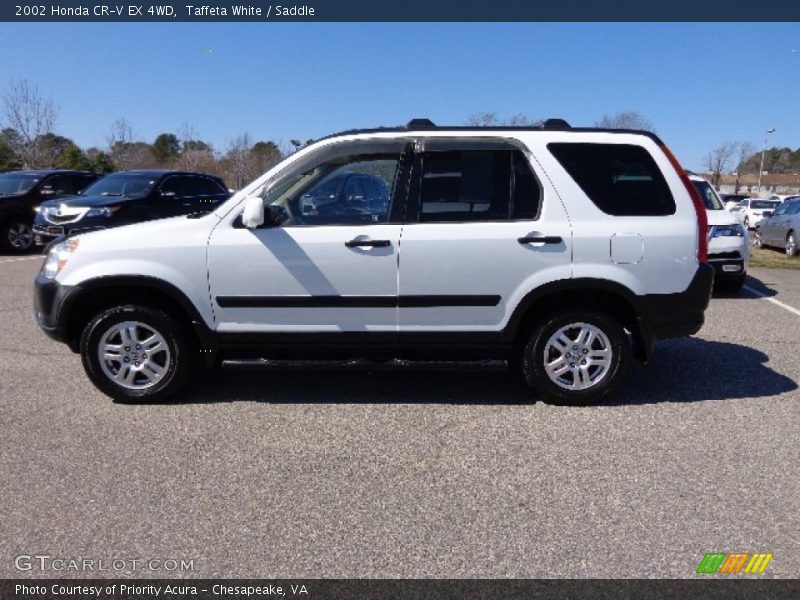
(757, 127, 776, 195)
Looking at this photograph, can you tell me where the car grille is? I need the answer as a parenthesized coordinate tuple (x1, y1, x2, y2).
(708, 251, 741, 260)
(44, 213, 81, 224)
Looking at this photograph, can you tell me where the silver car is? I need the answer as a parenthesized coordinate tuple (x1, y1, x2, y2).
(754, 198, 800, 256)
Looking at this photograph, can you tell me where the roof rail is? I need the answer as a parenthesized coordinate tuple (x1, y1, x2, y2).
(541, 118, 571, 129)
(406, 118, 436, 129)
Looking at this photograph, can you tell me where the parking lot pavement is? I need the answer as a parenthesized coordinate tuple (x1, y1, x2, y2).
(1, 256, 798, 578)
(746, 267, 800, 312)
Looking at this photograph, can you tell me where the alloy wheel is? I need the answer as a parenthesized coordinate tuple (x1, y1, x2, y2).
(97, 321, 171, 390)
(7, 222, 33, 250)
(542, 322, 613, 391)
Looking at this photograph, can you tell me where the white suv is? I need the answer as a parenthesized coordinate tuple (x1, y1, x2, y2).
(34, 119, 713, 405)
(689, 174, 749, 292)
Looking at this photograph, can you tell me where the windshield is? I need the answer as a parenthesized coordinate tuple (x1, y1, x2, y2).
(80, 174, 157, 198)
(751, 200, 780, 210)
(691, 180, 724, 210)
(0, 174, 39, 195)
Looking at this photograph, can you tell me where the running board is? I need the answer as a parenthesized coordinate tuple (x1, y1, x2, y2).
(221, 358, 508, 371)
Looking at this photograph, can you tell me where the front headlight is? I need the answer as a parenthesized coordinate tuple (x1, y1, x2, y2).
(86, 206, 120, 218)
(709, 224, 745, 239)
(42, 239, 79, 279)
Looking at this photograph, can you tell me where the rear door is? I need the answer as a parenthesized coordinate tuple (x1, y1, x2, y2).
(184, 175, 229, 212)
(760, 201, 788, 245)
(775, 201, 800, 243)
(155, 175, 191, 218)
(397, 138, 572, 332)
(542, 137, 698, 295)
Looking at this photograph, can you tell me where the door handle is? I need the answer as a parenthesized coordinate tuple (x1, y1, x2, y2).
(518, 236, 563, 245)
(345, 239, 391, 248)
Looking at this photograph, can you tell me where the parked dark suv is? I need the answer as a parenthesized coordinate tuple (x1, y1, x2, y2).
(0, 170, 99, 253)
(33, 170, 230, 246)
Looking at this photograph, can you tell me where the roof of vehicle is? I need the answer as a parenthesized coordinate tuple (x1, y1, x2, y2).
(0, 169, 97, 176)
(317, 118, 664, 145)
(107, 170, 221, 177)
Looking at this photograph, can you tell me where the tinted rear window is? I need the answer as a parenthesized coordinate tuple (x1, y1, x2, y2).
(548, 143, 675, 216)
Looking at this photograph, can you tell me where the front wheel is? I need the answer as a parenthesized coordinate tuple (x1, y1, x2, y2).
(753, 227, 763, 248)
(80, 305, 192, 402)
(787, 232, 798, 257)
(715, 275, 745, 294)
(0, 217, 34, 253)
(521, 311, 631, 405)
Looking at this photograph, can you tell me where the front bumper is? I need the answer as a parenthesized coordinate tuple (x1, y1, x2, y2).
(33, 273, 80, 345)
(33, 224, 106, 246)
(708, 253, 746, 281)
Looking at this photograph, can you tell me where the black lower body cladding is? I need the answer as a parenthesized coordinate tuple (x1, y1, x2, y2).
(637, 262, 714, 340)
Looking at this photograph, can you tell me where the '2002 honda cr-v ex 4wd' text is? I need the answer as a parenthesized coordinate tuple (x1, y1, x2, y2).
(33, 119, 714, 405)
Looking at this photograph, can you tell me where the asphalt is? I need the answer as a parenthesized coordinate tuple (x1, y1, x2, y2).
(0, 256, 798, 578)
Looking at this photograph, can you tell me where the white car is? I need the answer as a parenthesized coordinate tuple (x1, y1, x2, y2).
(689, 175, 749, 292)
(733, 198, 782, 229)
(719, 193, 749, 212)
(34, 118, 714, 405)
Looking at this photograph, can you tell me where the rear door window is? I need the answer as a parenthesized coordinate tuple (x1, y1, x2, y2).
(187, 176, 226, 196)
(159, 176, 186, 198)
(548, 142, 675, 216)
(415, 146, 541, 222)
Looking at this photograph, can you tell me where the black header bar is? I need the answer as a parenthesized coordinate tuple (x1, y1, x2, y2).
(2, 579, 800, 600)
(3, 1, 800, 22)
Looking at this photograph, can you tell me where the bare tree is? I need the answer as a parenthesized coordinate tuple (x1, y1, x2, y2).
(506, 113, 531, 126)
(467, 112, 542, 127)
(467, 112, 499, 127)
(734, 141, 756, 193)
(175, 121, 215, 171)
(704, 142, 739, 187)
(596, 111, 655, 132)
(107, 118, 140, 170)
(3, 78, 58, 167)
(220, 134, 282, 189)
(224, 133, 253, 190)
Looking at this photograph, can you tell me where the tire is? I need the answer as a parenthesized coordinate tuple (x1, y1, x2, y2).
(715, 275, 745, 294)
(521, 310, 631, 405)
(787, 232, 798, 257)
(80, 305, 192, 402)
(0, 216, 34, 254)
(753, 227, 763, 248)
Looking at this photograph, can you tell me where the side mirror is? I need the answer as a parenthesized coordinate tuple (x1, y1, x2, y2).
(762, 211, 773, 218)
(241, 195, 264, 228)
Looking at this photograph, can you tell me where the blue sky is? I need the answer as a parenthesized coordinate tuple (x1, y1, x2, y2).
(0, 22, 798, 170)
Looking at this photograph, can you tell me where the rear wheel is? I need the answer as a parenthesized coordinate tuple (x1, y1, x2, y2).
(80, 305, 192, 402)
(787, 232, 798, 257)
(0, 217, 34, 253)
(521, 310, 630, 405)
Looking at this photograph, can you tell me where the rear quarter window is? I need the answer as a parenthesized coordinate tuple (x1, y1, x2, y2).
(548, 142, 676, 216)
